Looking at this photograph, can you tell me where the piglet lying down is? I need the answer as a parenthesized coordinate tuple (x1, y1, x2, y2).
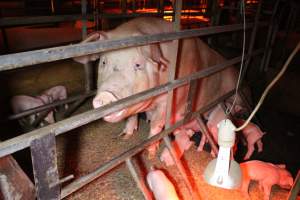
(11, 85, 67, 129)
(146, 169, 179, 200)
(240, 160, 293, 200)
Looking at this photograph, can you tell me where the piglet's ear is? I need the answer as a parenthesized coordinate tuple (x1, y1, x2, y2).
(276, 164, 286, 169)
(139, 43, 169, 71)
(73, 31, 107, 64)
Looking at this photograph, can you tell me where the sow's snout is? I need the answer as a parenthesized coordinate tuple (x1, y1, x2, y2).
(92, 91, 126, 122)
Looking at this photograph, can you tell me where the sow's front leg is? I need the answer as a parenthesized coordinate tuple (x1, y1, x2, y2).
(147, 104, 166, 158)
(118, 115, 138, 139)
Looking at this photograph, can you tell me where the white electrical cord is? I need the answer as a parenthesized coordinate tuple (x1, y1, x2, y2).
(225, 0, 246, 115)
(235, 41, 300, 131)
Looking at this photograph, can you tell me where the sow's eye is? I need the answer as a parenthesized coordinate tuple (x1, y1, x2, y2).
(134, 63, 143, 71)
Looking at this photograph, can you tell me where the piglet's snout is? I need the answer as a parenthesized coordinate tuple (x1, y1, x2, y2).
(92, 91, 118, 109)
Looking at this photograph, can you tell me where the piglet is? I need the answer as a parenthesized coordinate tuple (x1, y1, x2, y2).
(11, 95, 55, 126)
(40, 85, 68, 110)
(196, 104, 228, 157)
(146, 169, 179, 200)
(160, 129, 194, 166)
(240, 160, 293, 200)
(235, 119, 266, 160)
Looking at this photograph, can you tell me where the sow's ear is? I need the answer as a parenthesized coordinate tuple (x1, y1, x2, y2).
(139, 43, 169, 71)
(73, 31, 107, 64)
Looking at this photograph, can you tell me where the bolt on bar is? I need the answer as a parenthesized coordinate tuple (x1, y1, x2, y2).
(0, 49, 263, 158)
(0, 22, 268, 71)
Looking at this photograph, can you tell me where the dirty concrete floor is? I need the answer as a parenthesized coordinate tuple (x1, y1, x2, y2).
(1, 58, 297, 200)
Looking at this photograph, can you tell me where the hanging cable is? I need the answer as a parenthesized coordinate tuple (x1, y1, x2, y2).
(225, 0, 246, 115)
(235, 41, 300, 131)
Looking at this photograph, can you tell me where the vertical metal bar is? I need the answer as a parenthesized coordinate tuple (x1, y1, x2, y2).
(240, 0, 262, 82)
(185, 80, 198, 116)
(30, 133, 60, 200)
(1, 28, 9, 53)
(121, 0, 127, 14)
(163, 1, 199, 199)
(259, 0, 280, 72)
(81, 0, 87, 38)
(196, 116, 219, 155)
(125, 158, 152, 200)
(132, 0, 136, 13)
(288, 170, 300, 200)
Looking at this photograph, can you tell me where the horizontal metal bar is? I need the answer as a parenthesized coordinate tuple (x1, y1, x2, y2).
(0, 49, 263, 158)
(0, 14, 94, 27)
(0, 22, 268, 71)
(6, 91, 96, 121)
(61, 88, 237, 198)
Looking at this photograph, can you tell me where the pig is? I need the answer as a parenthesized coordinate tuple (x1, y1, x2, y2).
(11, 85, 68, 128)
(235, 119, 266, 160)
(197, 104, 228, 154)
(146, 169, 179, 200)
(240, 160, 293, 200)
(160, 129, 194, 166)
(73, 17, 243, 157)
(11, 95, 55, 127)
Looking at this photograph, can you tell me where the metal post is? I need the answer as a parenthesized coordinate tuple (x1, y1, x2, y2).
(163, 0, 200, 199)
(196, 116, 219, 155)
(288, 170, 300, 200)
(121, 0, 127, 14)
(259, 0, 280, 72)
(240, 0, 262, 83)
(125, 158, 152, 200)
(30, 133, 60, 200)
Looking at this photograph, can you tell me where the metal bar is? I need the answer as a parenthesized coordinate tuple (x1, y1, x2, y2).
(81, 0, 87, 38)
(164, 0, 199, 199)
(0, 22, 268, 71)
(1, 28, 9, 53)
(196, 116, 218, 155)
(241, 0, 263, 82)
(125, 158, 152, 200)
(0, 49, 264, 158)
(30, 133, 60, 200)
(259, 0, 280, 72)
(288, 170, 300, 200)
(0, 15, 94, 27)
(61, 89, 237, 198)
(6, 91, 96, 121)
(121, 0, 127, 14)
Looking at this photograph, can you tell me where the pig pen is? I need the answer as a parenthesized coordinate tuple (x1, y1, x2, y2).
(0, 60, 295, 200)
(0, 1, 299, 199)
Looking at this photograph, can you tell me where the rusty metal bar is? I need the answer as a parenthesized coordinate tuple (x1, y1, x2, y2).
(61, 89, 237, 198)
(30, 133, 60, 200)
(125, 158, 152, 200)
(196, 116, 219, 155)
(0, 14, 94, 27)
(0, 49, 263, 158)
(288, 170, 300, 200)
(0, 22, 268, 71)
(6, 91, 96, 121)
